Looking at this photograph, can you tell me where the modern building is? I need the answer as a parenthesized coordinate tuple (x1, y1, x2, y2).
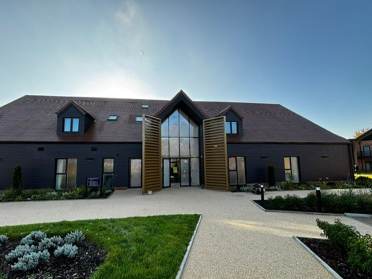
(352, 129, 372, 172)
(0, 91, 352, 192)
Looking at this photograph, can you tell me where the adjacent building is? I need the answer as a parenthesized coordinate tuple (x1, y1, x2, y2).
(352, 129, 372, 172)
(0, 91, 352, 191)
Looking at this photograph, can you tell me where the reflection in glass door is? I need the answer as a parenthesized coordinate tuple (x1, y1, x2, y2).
(163, 159, 170, 187)
(181, 159, 190, 186)
(130, 159, 142, 188)
(228, 157, 246, 186)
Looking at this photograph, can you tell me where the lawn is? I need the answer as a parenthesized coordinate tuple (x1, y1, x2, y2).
(0, 214, 200, 279)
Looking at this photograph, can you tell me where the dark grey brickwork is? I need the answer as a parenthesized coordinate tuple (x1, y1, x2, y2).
(227, 143, 352, 183)
(0, 142, 351, 189)
(0, 143, 142, 189)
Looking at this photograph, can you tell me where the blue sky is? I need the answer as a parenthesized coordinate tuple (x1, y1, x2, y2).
(0, 0, 371, 138)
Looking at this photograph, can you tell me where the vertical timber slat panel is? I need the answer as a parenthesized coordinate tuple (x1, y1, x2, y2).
(142, 115, 162, 193)
(203, 116, 229, 190)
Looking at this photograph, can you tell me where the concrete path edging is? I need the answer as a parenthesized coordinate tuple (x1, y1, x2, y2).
(175, 215, 202, 279)
(293, 236, 342, 279)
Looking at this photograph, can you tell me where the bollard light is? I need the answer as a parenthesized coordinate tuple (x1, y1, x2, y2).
(315, 187, 321, 212)
(260, 185, 265, 201)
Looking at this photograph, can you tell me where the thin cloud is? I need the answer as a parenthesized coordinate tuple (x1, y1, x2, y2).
(115, 0, 138, 27)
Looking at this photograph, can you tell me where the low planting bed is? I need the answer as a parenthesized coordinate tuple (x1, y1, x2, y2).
(0, 231, 105, 279)
(255, 190, 372, 214)
(0, 188, 113, 202)
(276, 177, 371, 191)
(297, 219, 372, 279)
(0, 215, 200, 279)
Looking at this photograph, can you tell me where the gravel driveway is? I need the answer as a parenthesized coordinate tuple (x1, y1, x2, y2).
(0, 188, 371, 279)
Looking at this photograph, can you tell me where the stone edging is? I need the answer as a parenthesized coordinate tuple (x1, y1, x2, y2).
(175, 215, 202, 279)
(293, 236, 342, 279)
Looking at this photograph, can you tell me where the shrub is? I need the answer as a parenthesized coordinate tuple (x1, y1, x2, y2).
(316, 219, 359, 252)
(355, 176, 372, 187)
(262, 190, 372, 214)
(38, 237, 56, 251)
(54, 244, 78, 258)
(64, 230, 85, 244)
(20, 231, 47, 245)
(10, 250, 50, 271)
(0, 235, 8, 246)
(264, 195, 306, 210)
(347, 234, 372, 274)
(5, 244, 37, 262)
(50, 235, 64, 246)
(12, 166, 23, 194)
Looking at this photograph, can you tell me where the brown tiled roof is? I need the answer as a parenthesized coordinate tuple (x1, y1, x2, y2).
(0, 94, 348, 143)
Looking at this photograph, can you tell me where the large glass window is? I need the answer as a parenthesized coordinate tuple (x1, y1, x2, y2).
(161, 138, 169, 157)
(228, 157, 246, 185)
(181, 159, 190, 186)
(179, 111, 190, 137)
(284, 156, 300, 183)
(180, 138, 190, 157)
(64, 118, 80, 133)
(169, 138, 179, 157)
(161, 109, 200, 186)
(169, 110, 179, 137)
(55, 158, 77, 190)
(102, 159, 114, 188)
(191, 158, 200, 185)
(130, 159, 142, 187)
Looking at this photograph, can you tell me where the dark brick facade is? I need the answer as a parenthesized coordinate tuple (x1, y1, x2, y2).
(0, 142, 351, 189)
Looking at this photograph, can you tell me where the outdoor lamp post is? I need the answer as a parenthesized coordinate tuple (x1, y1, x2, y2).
(316, 187, 322, 212)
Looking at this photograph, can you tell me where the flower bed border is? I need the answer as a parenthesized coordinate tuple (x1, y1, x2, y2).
(293, 236, 342, 279)
(252, 200, 372, 217)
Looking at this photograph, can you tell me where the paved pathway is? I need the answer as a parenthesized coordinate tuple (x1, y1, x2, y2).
(0, 188, 371, 278)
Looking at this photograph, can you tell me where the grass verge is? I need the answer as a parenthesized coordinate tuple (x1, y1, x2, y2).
(0, 214, 200, 279)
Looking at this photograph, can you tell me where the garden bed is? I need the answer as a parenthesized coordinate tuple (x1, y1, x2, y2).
(298, 237, 369, 279)
(254, 190, 372, 214)
(0, 238, 105, 279)
(0, 188, 113, 202)
(0, 215, 200, 279)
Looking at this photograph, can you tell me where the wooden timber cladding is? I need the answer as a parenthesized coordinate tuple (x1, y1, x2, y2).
(142, 115, 162, 193)
(203, 116, 229, 190)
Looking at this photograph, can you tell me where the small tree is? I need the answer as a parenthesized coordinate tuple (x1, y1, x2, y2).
(12, 166, 23, 193)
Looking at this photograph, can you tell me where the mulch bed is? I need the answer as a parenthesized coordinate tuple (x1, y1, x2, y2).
(254, 200, 321, 212)
(298, 237, 372, 279)
(0, 239, 106, 279)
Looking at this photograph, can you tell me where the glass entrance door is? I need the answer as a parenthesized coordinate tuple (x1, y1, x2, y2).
(170, 159, 180, 186)
(163, 158, 194, 187)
